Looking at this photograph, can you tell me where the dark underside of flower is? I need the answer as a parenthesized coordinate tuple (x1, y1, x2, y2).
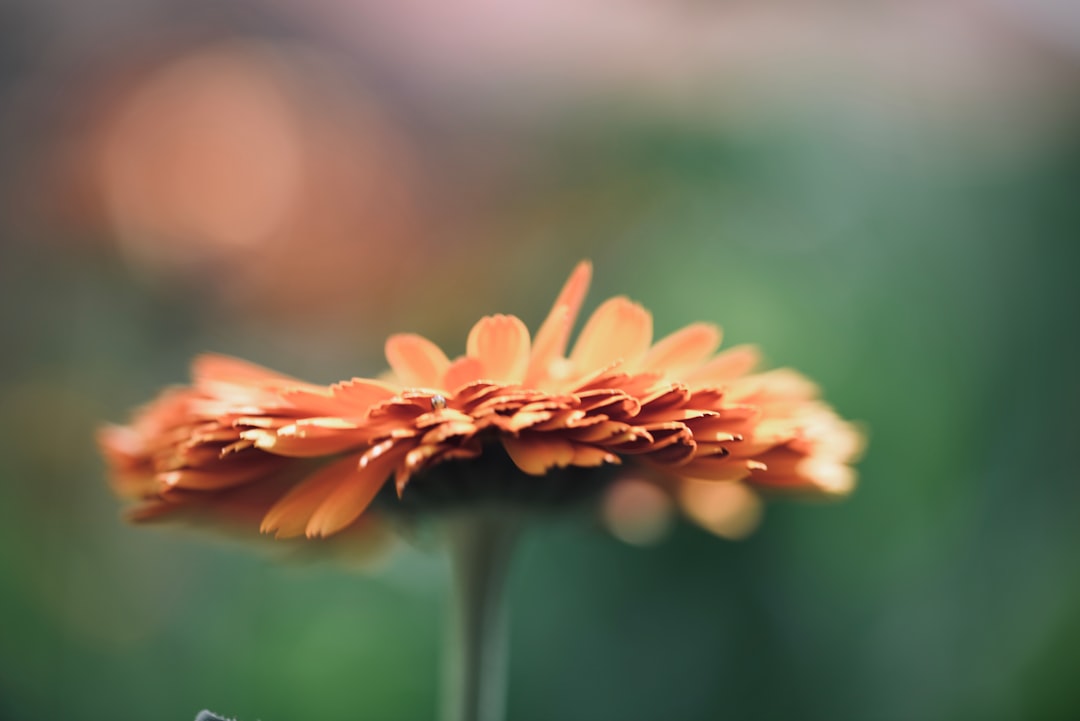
(373, 441, 623, 516)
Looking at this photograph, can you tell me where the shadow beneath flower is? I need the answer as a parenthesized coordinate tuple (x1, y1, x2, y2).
(380, 443, 621, 517)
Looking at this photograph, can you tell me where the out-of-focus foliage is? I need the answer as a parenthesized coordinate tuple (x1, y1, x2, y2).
(1, 1, 1078, 720)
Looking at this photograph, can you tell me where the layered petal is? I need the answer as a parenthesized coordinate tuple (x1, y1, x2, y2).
(640, 323, 721, 377)
(386, 334, 451, 389)
(260, 454, 366, 538)
(100, 260, 863, 545)
(526, 260, 592, 387)
(569, 297, 653, 373)
(466, 314, 531, 384)
(304, 445, 408, 538)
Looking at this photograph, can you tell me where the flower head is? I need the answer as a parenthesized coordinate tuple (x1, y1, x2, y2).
(100, 261, 863, 542)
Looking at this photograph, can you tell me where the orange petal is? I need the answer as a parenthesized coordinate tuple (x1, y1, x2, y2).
(305, 445, 405, 538)
(442, 356, 486, 392)
(192, 353, 304, 389)
(745, 446, 856, 495)
(570, 445, 620, 467)
(676, 457, 754, 482)
(504, 409, 556, 432)
(730, 369, 819, 405)
(98, 425, 145, 460)
(243, 424, 368, 458)
(528, 261, 593, 385)
(420, 420, 478, 445)
(682, 345, 761, 387)
(158, 457, 281, 491)
(640, 323, 721, 377)
(275, 387, 348, 417)
(385, 334, 451, 389)
(796, 458, 857, 495)
(329, 378, 398, 413)
(466, 314, 531, 383)
(501, 435, 576, 475)
(260, 454, 364, 538)
(569, 297, 653, 373)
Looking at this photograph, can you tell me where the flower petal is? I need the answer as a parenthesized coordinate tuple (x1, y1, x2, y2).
(682, 345, 761, 387)
(501, 435, 576, 475)
(466, 314, 531, 384)
(797, 458, 857, 495)
(385, 334, 451, 389)
(570, 445, 620, 467)
(442, 356, 486, 392)
(192, 353, 302, 387)
(527, 261, 592, 386)
(305, 445, 406, 538)
(329, 378, 398, 413)
(640, 323, 721, 377)
(260, 454, 364, 538)
(745, 447, 857, 495)
(569, 297, 653, 373)
(158, 456, 281, 491)
(242, 423, 368, 458)
(730, 369, 819, 405)
(676, 457, 754, 482)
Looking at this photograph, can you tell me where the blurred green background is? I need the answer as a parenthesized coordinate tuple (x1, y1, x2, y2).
(2, 1, 1079, 720)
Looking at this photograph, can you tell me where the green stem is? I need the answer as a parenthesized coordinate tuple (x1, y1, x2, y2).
(441, 511, 518, 721)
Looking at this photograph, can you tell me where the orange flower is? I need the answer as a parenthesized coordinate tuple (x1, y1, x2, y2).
(100, 262, 863, 541)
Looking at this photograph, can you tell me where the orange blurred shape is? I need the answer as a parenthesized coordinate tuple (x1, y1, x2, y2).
(602, 477, 676, 546)
(100, 42, 302, 260)
(93, 39, 422, 317)
(677, 479, 763, 540)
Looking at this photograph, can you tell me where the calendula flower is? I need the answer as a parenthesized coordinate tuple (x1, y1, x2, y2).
(100, 260, 865, 721)
(99, 261, 862, 543)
